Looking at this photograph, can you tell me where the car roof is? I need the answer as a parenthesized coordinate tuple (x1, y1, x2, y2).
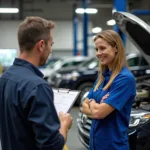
(62, 56, 89, 63)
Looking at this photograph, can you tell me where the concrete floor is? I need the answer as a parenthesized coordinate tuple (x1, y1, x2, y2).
(0, 107, 87, 150)
(66, 106, 87, 150)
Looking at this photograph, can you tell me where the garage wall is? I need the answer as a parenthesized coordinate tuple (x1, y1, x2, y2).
(0, 20, 144, 58)
(0, 20, 95, 57)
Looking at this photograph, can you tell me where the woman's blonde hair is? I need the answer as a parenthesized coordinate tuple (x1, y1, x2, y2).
(94, 30, 128, 91)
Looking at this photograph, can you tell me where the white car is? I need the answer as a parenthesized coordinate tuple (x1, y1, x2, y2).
(40, 56, 89, 81)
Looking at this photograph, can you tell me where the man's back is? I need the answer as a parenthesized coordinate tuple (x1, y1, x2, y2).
(0, 58, 64, 150)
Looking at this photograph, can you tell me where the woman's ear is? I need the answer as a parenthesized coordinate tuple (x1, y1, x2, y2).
(115, 47, 118, 53)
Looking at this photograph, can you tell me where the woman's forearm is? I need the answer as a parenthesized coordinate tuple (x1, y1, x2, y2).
(82, 107, 91, 115)
(82, 107, 97, 119)
(82, 99, 100, 119)
(88, 102, 101, 118)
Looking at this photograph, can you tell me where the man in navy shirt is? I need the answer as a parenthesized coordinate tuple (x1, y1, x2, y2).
(0, 16, 72, 150)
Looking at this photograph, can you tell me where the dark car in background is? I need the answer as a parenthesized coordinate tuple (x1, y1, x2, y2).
(49, 52, 150, 105)
(77, 11, 150, 150)
(41, 56, 88, 81)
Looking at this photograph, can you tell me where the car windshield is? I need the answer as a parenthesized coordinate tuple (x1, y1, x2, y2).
(51, 60, 63, 69)
(40, 58, 61, 69)
(80, 58, 98, 69)
(52, 57, 88, 70)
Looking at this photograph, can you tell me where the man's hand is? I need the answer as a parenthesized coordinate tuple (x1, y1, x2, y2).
(59, 112, 73, 130)
(58, 112, 73, 142)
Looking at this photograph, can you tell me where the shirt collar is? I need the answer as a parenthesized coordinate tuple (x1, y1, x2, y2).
(13, 58, 44, 78)
(102, 68, 112, 76)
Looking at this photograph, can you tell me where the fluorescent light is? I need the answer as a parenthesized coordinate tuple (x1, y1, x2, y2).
(75, 8, 98, 14)
(92, 27, 102, 33)
(112, 8, 117, 14)
(106, 19, 116, 26)
(75, 8, 85, 14)
(85, 8, 98, 14)
(0, 8, 19, 13)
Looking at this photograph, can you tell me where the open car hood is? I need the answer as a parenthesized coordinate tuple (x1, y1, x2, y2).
(113, 11, 150, 65)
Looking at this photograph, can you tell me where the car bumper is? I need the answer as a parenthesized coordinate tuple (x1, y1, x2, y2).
(77, 120, 89, 149)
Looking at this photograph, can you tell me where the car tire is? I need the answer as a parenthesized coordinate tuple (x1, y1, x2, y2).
(76, 82, 93, 106)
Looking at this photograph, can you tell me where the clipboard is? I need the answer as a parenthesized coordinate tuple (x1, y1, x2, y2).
(53, 88, 80, 114)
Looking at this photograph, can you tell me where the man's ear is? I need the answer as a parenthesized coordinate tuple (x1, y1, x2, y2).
(37, 40, 45, 52)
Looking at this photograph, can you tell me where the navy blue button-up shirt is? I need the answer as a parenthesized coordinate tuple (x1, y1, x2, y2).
(0, 58, 64, 150)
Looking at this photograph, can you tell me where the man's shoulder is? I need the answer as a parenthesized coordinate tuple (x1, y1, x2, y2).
(2, 65, 50, 92)
(21, 75, 50, 92)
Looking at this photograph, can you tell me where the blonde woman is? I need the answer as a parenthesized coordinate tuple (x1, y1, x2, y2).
(81, 30, 136, 150)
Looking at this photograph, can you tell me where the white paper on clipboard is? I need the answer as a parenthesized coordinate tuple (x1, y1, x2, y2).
(53, 88, 80, 114)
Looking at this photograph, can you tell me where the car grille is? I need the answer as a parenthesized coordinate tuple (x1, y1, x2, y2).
(77, 111, 91, 148)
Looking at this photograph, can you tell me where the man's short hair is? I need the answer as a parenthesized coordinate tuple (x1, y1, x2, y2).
(18, 16, 55, 52)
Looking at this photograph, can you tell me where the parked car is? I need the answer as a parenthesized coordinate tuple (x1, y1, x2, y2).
(39, 57, 63, 80)
(40, 56, 88, 81)
(49, 52, 150, 105)
(39, 57, 61, 69)
(77, 11, 150, 150)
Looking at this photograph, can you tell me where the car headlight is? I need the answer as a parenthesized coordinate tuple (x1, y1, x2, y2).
(61, 71, 80, 81)
(47, 73, 61, 84)
(56, 73, 61, 78)
(129, 113, 150, 127)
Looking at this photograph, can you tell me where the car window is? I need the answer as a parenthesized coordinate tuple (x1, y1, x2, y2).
(62, 61, 84, 67)
(52, 60, 63, 69)
(81, 58, 98, 68)
(88, 60, 98, 69)
(141, 57, 149, 66)
(46, 60, 60, 68)
(127, 57, 140, 67)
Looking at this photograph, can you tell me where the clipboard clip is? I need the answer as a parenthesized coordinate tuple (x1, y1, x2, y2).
(58, 88, 71, 93)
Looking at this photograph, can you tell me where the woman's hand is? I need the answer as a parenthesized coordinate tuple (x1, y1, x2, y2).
(81, 99, 92, 116)
(89, 100, 96, 109)
(82, 99, 89, 109)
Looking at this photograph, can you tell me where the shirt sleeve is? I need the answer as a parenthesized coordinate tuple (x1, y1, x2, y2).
(25, 84, 65, 150)
(103, 75, 136, 112)
(87, 78, 98, 99)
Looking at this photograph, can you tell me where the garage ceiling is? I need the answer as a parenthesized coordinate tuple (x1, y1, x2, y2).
(0, 0, 150, 29)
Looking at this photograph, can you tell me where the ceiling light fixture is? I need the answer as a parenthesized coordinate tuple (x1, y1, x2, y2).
(106, 19, 116, 26)
(92, 27, 102, 33)
(0, 8, 19, 13)
(75, 8, 98, 14)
